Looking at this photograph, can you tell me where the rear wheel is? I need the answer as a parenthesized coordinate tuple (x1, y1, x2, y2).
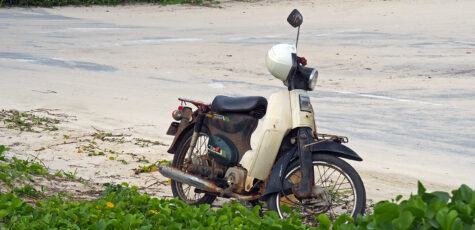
(170, 128, 216, 205)
(267, 154, 366, 224)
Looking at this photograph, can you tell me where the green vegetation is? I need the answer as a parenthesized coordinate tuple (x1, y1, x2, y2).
(134, 159, 171, 174)
(326, 182, 474, 230)
(0, 183, 317, 229)
(75, 131, 166, 168)
(0, 146, 47, 191)
(0, 0, 216, 7)
(1, 145, 474, 229)
(0, 109, 59, 132)
(134, 138, 166, 148)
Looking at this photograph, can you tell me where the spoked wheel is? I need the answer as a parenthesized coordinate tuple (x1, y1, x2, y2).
(267, 154, 366, 225)
(171, 129, 216, 205)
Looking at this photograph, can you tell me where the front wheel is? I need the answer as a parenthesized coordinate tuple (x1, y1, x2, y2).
(267, 154, 366, 224)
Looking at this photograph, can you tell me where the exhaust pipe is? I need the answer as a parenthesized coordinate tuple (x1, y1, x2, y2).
(158, 165, 224, 193)
(158, 165, 261, 200)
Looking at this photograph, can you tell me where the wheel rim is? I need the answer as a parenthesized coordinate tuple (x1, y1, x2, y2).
(275, 160, 358, 223)
(175, 133, 209, 203)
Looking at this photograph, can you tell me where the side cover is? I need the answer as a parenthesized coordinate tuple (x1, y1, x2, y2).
(208, 134, 239, 166)
(205, 113, 258, 162)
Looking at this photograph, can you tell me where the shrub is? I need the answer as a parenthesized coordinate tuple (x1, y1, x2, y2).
(0, 0, 213, 7)
(329, 182, 475, 230)
(1, 145, 473, 229)
(0, 183, 317, 229)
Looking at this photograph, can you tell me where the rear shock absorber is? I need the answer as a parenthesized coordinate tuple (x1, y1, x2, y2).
(187, 113, 205, 163)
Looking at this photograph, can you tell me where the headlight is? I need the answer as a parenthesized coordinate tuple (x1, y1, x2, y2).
(308, 68, 318, 90)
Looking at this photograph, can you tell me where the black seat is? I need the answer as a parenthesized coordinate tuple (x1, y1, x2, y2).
(211, 95, 268, 119)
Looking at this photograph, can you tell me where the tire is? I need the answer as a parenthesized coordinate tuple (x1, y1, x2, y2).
(267, 153, 366, 223)
(170, 128, 216, 206)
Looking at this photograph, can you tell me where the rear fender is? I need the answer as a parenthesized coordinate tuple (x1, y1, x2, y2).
(167, 123, 195, 154)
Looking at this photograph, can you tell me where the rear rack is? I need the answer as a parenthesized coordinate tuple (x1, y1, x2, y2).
(316, 133, 348, 143)
(303, 133, 349, 150)
(178, 98, 211, 112)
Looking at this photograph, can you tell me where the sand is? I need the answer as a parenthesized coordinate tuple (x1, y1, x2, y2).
(0, 0, 474, 202)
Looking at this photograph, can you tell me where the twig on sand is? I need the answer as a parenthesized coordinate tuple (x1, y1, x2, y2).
(144, 175, 169, 188)
(48, 141, 79, 148)
(31, 108, 73, 119)
(27, 153, 49, 170)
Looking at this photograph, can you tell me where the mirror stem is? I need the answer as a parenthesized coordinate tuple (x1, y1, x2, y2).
(295, 26, 300, 53)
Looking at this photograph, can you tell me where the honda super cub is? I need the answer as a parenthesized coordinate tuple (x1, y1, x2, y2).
(159, 9, 366, 223)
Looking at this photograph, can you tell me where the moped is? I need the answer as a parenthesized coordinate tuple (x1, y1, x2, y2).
(159, 9, 366, 223)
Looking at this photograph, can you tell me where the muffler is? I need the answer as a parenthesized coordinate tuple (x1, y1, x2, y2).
(158, 165, 224, 193)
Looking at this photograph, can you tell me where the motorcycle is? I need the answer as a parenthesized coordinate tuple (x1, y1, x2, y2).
(159, 9, 366, 223)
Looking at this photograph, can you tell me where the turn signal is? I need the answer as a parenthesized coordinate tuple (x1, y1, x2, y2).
(172, 110, 183, 121)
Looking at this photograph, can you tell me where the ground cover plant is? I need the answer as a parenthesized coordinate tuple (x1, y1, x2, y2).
(0, 0, 216, 7)
(0, 109, 60, 132)
(1, 145, 473, 229)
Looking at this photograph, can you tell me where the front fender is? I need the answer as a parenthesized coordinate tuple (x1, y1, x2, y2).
(310, 141, 362, 161)
(260, 141, 362, 200)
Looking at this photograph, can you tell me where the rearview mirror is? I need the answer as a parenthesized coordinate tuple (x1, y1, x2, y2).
(287, 9, 303, 28)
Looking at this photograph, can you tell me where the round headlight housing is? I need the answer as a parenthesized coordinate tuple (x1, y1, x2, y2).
(308, 68, 318, 90)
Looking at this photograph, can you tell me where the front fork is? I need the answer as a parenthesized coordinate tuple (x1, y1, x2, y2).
(292, 127, 315, 198)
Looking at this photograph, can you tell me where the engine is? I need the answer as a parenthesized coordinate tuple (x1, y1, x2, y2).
(224, 166, 247, 193)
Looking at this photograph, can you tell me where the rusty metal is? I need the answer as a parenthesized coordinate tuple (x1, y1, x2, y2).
(159, 165, 223, 193)
(178, 98, 211, 113)
(224, 166, 247, 193)
(166, 122, 179, 136)
(167, 107, 194, 154)
(317, 133, 348, 143)
(293, 128, 315, 198)
(186, 164, 224, 179)
(302, 139, 329, 150)
(302, 133, 349, 150)
(158, 165, 260, 200)
(226, 193, 260, 200)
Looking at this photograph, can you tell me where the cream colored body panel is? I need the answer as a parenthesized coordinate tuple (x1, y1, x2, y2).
(240, 90, 315, 181)
(290, 90, 315, 129)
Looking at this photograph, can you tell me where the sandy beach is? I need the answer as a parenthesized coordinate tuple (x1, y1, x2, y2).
(1, 0, 474, 202)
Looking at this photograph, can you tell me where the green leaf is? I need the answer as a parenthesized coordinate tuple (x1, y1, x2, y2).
(11, 197, 24, 209)
(316, 214, 332, 230)
(0, 210, 8, 220)
(280, 205, 292, 214)
(333, 214, 355, 230)
(436, 208, 449, 230)
(374, 202, 399, 223)
(95, 219, 109, 230)
(418, 181, 427, 196)
(450, 218, 463, 230)
(392, 211, 415, 230)
(453, 184, 473, 204)
(396, 195, 403, 202)
(431, 191, 450, 204)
